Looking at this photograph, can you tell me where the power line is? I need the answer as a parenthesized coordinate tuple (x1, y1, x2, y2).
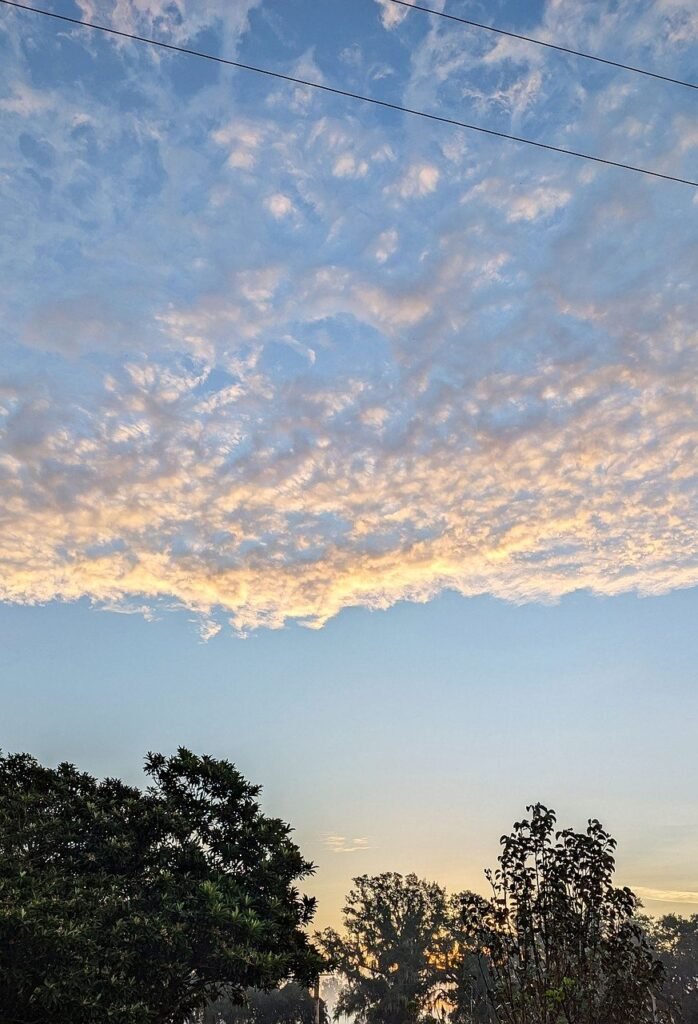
(390, 0, 698, 92)
(1, 0, 697, 188)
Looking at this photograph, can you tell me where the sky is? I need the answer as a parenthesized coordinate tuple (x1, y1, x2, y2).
(0, 0, 697, 928)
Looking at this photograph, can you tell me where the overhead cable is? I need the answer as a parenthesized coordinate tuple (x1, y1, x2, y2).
(390, 0, 698, 92)
(1, 0, 696, 188)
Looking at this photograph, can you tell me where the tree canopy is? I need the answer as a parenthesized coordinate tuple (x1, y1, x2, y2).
(460, 804, 670, 1024)
(0, 748, 323, 1024)
(316, 871, 486, 1024)
(644, 914, 698, 1023)
(317, 813, 694, 1024)
(200, 981, 329, 1024)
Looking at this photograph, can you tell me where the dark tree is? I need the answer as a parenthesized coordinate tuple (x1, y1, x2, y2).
(445, 895, 498, 1024)
(201, 982, 329, 1024)
(644, 914, 698, 1023)
(0, 748, 323, 1024)
(317, 872, 479, 1024)
(460, 804, 670, 1024)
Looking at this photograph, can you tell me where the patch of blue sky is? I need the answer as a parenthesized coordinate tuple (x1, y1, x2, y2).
(0, 0, 697, 634)
(3, 0, 698, 732)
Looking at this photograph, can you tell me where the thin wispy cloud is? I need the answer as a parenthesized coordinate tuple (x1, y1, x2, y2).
(375, 0, 410, 31)
(634, 887, 698, 905)
(0, 0, 696, 634)
(322, 835, 371, 854)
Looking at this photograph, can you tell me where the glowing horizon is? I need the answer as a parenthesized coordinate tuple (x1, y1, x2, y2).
(1, 0, 697, 938)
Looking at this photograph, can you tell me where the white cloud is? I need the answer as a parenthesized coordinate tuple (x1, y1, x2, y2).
(322, 835, 371, 853)
(196, 617, 222, 642)
(0, 83, 56, 116)
(2, 0, 697, 638)
(374, 228, 398, 263)
(333, 153, 369, 179)
(2, 310, 697, 632)
(465, 179, 572, 222)
(462, 69, 545, 121)
(674, 114, 698, 154)
(646, 0, 698, 45)
(391, 163, 440, 198)
(507, 186, 571, 222)
(213, 119, 266, 170)
(75, 0, 262, 49)
(375, 0, 409, 30)
(264, 192, 295, 219)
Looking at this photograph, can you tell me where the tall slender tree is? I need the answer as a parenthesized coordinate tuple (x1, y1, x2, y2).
(460, 804, 670, 1024)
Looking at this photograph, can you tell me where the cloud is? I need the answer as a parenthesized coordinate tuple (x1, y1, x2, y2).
(375, 0, 409, 30)
(1, 0, 697, 636)
(374, 228, 398, 263)
(390, 163, 440, 198)
(2, 303, 696, 633)
(466, 179, 572, 222)
(0, 83, 56, 116)
(196, 617, 223, 643)
(333, 153, 369, 179)
(322, 835, 371, 854)
(634, 887, 698, 905)
(213, 119, 267, 170)
(75, 0, 262, 49)
(265, 193, 295, 218)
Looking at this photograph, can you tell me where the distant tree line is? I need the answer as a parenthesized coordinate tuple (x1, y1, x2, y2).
(316, 807, 698, 1024)
(644, 915, 698, 1024)
(1, 750, 696, 1024)
(196, 982, 329, 1024)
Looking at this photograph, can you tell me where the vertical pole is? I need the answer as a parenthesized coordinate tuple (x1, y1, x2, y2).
(314, 976, 321, 1024)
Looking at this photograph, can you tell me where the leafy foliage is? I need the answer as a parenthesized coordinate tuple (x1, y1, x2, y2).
(200, 981, 329, 1024)
(317, 873, 448, 1024)
(0, 748, 324, 1024)
(460, 804, 670, 1024)
(644, 914, 698, 1023)
(317, 872, 488, 1024)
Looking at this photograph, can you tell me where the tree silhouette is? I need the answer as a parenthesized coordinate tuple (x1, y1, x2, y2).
(318, 873, 453, 1024)
(460, 804, 670, 1024)
(644, 914, 698, 1023)
(0, 748, 323, 1024)
(201, 982, 329, 1024)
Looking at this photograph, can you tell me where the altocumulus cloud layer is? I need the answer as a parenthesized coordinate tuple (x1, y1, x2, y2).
(0, 0, 697, 635)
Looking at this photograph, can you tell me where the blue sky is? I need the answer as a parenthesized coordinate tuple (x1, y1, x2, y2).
(1, 0, 697, 924)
